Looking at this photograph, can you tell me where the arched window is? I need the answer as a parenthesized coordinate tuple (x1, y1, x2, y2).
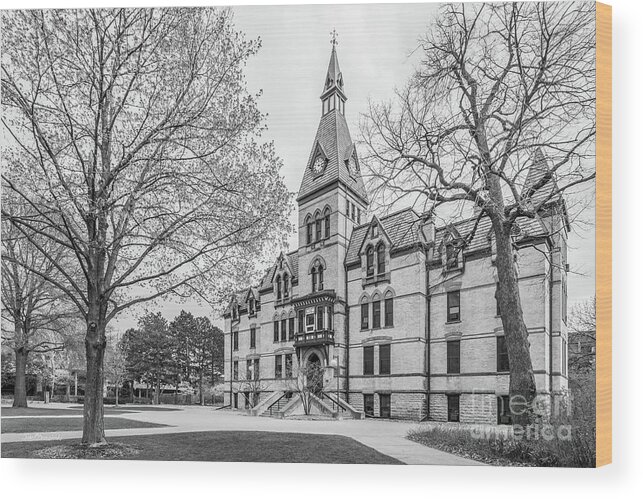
(276, 275, 282, 300)
(315, 213, 322, 242)
(366, 246, 374, 276)
(324, 207, 331, 239)
(283, 274, 289, 298)
(318, 267, 324, 291)
(311, 267, 318, 293)
(377, 243, 386, 274)
(384, 291, 394, 327)
(306, 215, 313, 245)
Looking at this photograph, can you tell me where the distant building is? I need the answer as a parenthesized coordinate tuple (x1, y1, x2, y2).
(223, 44, 569, 423)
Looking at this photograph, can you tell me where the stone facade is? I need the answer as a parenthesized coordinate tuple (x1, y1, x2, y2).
(222, 45, 569, 423)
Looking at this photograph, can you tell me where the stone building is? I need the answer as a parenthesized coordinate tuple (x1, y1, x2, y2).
(222, 44, 569, 423)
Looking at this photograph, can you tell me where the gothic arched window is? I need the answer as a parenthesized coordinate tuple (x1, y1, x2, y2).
(315, 213, 322, 242)
(377, 243, 386, 274)
(324, 207, 331, 239)
(283, 273, 289, 298)
(276, 275, 282, 300)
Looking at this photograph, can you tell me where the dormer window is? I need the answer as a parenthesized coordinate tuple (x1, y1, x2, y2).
(446, 244, 460, 270)
(372, 224, 378, 238)
(249, 297, 256, 316)
(232, 304, 238, 321)
(276, 275, 282, 300)
(283, 274, 289, 298)
(366, 246, 375, 276)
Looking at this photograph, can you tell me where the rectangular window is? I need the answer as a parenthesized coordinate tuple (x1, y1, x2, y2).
(306, 312, 315, 333)
(351, 203, 356, 221)
(364, 394, 374, 417)
(316, 306, 324, 330)
(233, 361, 238, 380)
(275, 355, 283, 379)
(363, 346, 374, 375)
(447, 340, 461, 374)
(357, 207, 361, 224)
(325, 214, 330, 239)
(298, 310, 305, 333)
(372, 300, 381, 329)
(327, 305, 333, 331)
(446, 245, 459, 269)
(447, 290, 460, 322)
(447, 394, 460, 422)
(254, 359, 259, 378)
(379, 394, 391, 418)
(285, 354, 293, 378)
(288, 317, 295, 341)
(250, 327, 256, 349)
(273, 321, 279, 342)
(281, 318, 287, 342)
(361, 303, 369, 330)
(497, 336, 510, 372)
(346, 200, 350, 217)
(384, 298, 393, 327)
(379, 344, 391, 375)
(233, 330, 239, 351)
(497, 395, 512, 425)
(246, 359, 252, 380)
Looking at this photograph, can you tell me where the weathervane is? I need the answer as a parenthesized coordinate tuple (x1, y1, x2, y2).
(330, 28, 339, 47)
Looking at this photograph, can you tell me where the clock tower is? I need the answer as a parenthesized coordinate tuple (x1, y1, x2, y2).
(296, 37, 369, 302)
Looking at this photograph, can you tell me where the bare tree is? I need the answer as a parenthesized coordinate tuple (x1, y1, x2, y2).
(1, 8, 292, 444)
(361, 2, 595, 425)
(288, 361, 325, 416)
(1, 217, 76, 407)
(568, 296, 596, 373)
(240, 364, 269, 409)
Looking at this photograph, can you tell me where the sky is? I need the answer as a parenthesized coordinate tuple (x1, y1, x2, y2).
(114, 2, 596, 331)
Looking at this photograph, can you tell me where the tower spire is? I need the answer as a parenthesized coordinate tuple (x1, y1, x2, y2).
(321, 30, 345, 100)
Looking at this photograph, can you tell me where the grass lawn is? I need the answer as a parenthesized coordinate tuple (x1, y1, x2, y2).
(1, 431, 403, 464)
(1, 417, 169, 434)
(68, 405, 181, 412)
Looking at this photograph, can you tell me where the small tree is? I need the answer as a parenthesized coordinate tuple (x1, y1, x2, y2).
(289, 361, 325, 416)
(239, 363, 268, 409)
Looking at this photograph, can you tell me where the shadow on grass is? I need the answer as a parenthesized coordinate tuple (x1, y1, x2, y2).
(2, 431, 403, 464)
(1, 417, 169, 434)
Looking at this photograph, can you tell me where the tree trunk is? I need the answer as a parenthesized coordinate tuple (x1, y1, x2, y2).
(155, 378, 161, 405)
(12, 348, 29, 408)
(82, 320, 107, 445)
(493, 221, 538, 427)
(115, 380, 119, 406)
(199, 373, 204, 406)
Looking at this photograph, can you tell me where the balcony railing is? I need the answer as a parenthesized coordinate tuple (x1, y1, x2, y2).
(294, 329, 335, 348)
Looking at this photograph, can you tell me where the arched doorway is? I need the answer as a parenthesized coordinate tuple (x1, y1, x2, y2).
(306, 353, 323, 396)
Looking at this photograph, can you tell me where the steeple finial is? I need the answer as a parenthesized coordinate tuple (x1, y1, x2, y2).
(330, 28, 339, 47)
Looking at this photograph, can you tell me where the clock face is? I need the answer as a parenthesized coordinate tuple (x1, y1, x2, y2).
(312, 156, 326, 175)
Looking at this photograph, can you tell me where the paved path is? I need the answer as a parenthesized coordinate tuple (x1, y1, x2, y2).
(1, 403, 480, 466)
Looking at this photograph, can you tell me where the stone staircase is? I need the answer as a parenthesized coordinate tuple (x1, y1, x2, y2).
(252, 390, 364, 420)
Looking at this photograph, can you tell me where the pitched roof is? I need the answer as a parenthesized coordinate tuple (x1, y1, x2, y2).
(522, 148, 563, 206)
(431, 214, 548, 261)
(259, 250, 300, 292)
(296, 110, 368, 203)
(346, 208, 423, 265)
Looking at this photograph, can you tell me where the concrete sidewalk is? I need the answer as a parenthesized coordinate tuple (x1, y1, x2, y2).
(1, 404, 481, 466)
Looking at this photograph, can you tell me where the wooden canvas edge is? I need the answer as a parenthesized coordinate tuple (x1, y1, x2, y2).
(595, 1, 612, 468)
